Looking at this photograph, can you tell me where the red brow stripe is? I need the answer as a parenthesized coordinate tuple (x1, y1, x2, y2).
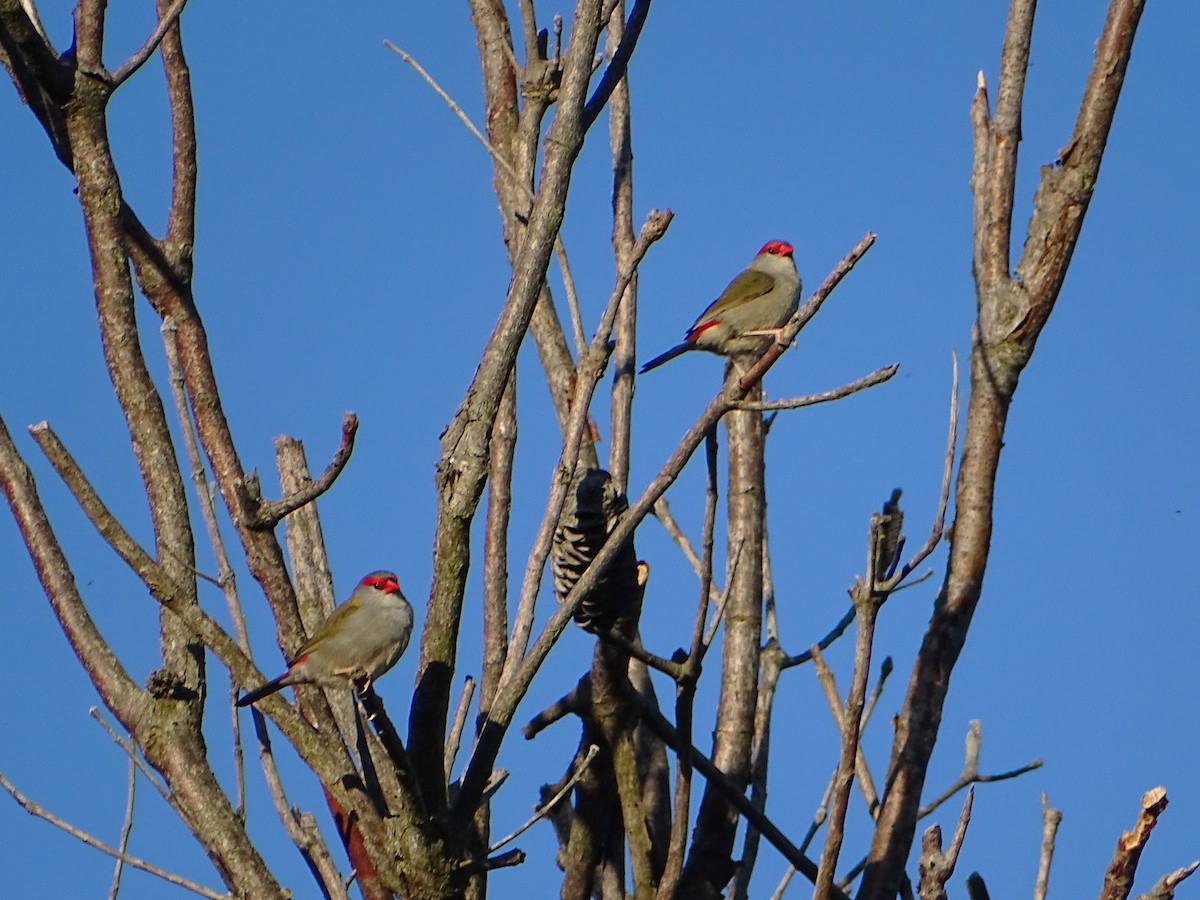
(688, 319, 720, 339)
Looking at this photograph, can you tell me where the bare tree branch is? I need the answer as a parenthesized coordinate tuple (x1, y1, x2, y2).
(0, 771, 227, 900)
(607, 0, 638, 494)
(249, 711, 351, 900)
(839, 722, 1041, 890)
(1100, 787, 1171, 900)
(1134, 862, 1199, 900)
(241, 413, 359, 530)
(651, 498, 722, 602)
(413, 0, 614, 816)
(490, 744, 600, 853)
(446, 676, 477, 780)
(110, 0, 189, 87)
(732, 364, 898, 412)
(582, 0, 653, 129)
(456, 235, 874, 825)
(657, 427, 721, 900)
(106, 752, 138, 900)
(497, 210, 673, 690)
(636, 701, 849, 900)
(163, 318, 252, 814)
(1034, 792, 1062, 900)
(915, 786, 974, 900)
(858, 4, 1145, 892)
(781, 607, 855, 670)
(809, 646, 880, 817)
(89, 709, 175, 811)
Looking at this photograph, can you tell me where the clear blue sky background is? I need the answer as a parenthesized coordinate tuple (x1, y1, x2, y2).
(2, 2, 1197, 897)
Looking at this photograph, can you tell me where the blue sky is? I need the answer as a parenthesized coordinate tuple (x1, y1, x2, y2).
(1, 2, 1197, 897)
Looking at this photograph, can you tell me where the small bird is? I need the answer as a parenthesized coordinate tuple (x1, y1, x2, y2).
(640, 240, 802, 373)
(237, 570, 414, 707)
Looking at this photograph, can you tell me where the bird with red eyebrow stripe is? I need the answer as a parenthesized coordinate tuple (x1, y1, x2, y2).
(236, 570, 414, 707)
(640, 240, 802, 373)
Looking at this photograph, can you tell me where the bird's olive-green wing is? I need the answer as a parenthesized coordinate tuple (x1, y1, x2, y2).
(687, 269, 775, 335)
(291, 597, 362, 660)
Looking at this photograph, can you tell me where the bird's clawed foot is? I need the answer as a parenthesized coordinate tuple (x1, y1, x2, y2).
(334, 664, 372, 687)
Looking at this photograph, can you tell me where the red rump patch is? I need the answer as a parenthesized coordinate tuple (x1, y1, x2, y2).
(292, 653, 309, 667)
(688, 319, 720, 340)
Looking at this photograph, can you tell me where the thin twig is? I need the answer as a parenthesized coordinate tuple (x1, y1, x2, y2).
(916, 721, 1042, 820)
(107, 752, 137, 900)
(788, 657, 895, 897)
(732, 365, 899, 411)
(837, 722, 1041, 889)
(881, 349, 959, 591)
(581, 0, 652, 129)
(445, 676, 477, 779)
(703, 536, 744, 647)
(384, 38, 585, 365)
(651, 498, 722, 601)
(110, 0, 189, 87)
(809, 646, 881, 816)
(249, 711, 350, 900)
(1134, 862, 1199, 900)
(556, 240, 588, 357)
(862, 657, 894, 732)
(781, 606, 856, 670)
(243, 412, 359, 529)
(386, 42, 522, 188)
(941, 818, 967, 875)
(89, 709, 175, 810)
(489, 745, 600, 853)
(162, 318, 252, 816)
(657, 426, 721, 900)
(636, 701, 850, 900)
(0, 771, 227, 899)
(495, 210, 673, 693)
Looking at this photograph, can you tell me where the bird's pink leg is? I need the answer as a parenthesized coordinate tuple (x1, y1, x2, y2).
(741, 326, 795, 347)
(333, 664, 372, 683)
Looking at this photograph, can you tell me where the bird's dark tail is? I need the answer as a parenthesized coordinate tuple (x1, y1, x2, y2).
(639, 341, 693, 374)
(236, 673, 290, 707)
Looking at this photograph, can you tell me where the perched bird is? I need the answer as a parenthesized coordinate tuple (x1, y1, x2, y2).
(237, 570, 413, 707)
(552, 468, 642, 636)
(640, 239, 802, 373)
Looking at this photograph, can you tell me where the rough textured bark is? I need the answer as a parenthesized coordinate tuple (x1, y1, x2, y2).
(412, 0, 608, 821)
(858, 1, 1146, 895)
(678, 354, 765, 899)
